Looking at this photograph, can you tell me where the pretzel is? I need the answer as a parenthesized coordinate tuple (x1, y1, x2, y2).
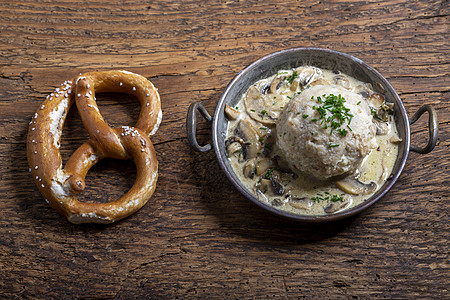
(27, 70, 162, 224)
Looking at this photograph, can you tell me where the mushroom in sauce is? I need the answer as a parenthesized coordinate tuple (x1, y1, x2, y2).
(335, 175, 378, 196)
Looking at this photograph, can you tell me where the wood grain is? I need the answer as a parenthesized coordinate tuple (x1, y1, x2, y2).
(0, 0, 448, 298)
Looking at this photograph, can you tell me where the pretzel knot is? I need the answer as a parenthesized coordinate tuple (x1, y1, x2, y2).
(27, 71, 162, 224)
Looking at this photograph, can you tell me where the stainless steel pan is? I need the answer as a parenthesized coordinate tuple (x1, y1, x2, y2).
(187, 48, 438, 222)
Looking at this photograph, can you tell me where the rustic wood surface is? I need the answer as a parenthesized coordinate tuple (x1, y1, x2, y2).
(0, 0, 448, 298)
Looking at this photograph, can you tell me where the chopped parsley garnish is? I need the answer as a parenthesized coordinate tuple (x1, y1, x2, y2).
(286, 70, 298, 84)
(261, 110, 267, 118)
(250, 109, 256, 112)
(264, 168, 274, 179)
(329, 143, 339, 148)
(302, 114, 309, 118)
(305, 94, 353, 137)
(312, 192, 344, 203)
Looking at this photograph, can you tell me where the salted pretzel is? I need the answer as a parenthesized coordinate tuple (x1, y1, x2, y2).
(27, 70, 162, 224)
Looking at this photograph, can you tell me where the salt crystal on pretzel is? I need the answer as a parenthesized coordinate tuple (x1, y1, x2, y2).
(27, 70, 162, 224)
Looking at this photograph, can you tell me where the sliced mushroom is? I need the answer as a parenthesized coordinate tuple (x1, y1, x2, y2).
(294, 66, 321, 88)
(255, 176, 284, 196)
(389, 133, 402, 144)
(270, 75, 288, 93)
(368, 92, 385, 109)
(256, 178, 273, 195)
(244, 85, 288, 125)
(324, 196, 352, 214)
(288, 197, 314, 210)
(224, 104, 241, 120)
(225, 136, 244, 158)
(246, 83, 262, 100)
(225, 136, 245, 146)
(359, 89, 371, 99)
(234, 119, 262, 159)
(333, 75, 351, 89)
(260, 83, 270, 95)
(271, 178, 284, 196)
(254, 124, 271, 138)
(243, 158, 257, 179)
(254, 187, 269, 202)
(309, 78, 330, 87)
(355, 83, 373, 99)
(227, 142, 243, 157)
(255, 158, 276, 176)
(335, 176, 378, 195)
(290, 77, 300, 91)
(268, 170, 284, 196)
(373, 119, 390, 135)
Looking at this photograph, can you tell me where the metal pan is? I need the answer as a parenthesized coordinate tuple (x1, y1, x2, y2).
(187, 48, 438, 222)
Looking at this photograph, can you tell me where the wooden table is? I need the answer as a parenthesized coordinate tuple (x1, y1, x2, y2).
(1, 0, 448, 298)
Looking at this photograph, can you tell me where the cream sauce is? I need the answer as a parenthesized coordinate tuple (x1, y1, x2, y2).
(225, 66, 399, 216)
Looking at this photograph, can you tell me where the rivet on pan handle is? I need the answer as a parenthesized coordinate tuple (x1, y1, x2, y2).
(409, 104, 438, 154)
(186, 103, 213, 152)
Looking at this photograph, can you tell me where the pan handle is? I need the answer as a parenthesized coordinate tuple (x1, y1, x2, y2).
(408, 104, 438, 154)
(186, 103, 213, 152)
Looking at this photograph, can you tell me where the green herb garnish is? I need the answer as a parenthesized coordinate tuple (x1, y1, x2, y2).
(305, 94, 353, 137)
(312, 192, 344, 203)
(261, 110, 267, 118)
(286, 70, 298, 84)
(264, 168, 274, 179)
